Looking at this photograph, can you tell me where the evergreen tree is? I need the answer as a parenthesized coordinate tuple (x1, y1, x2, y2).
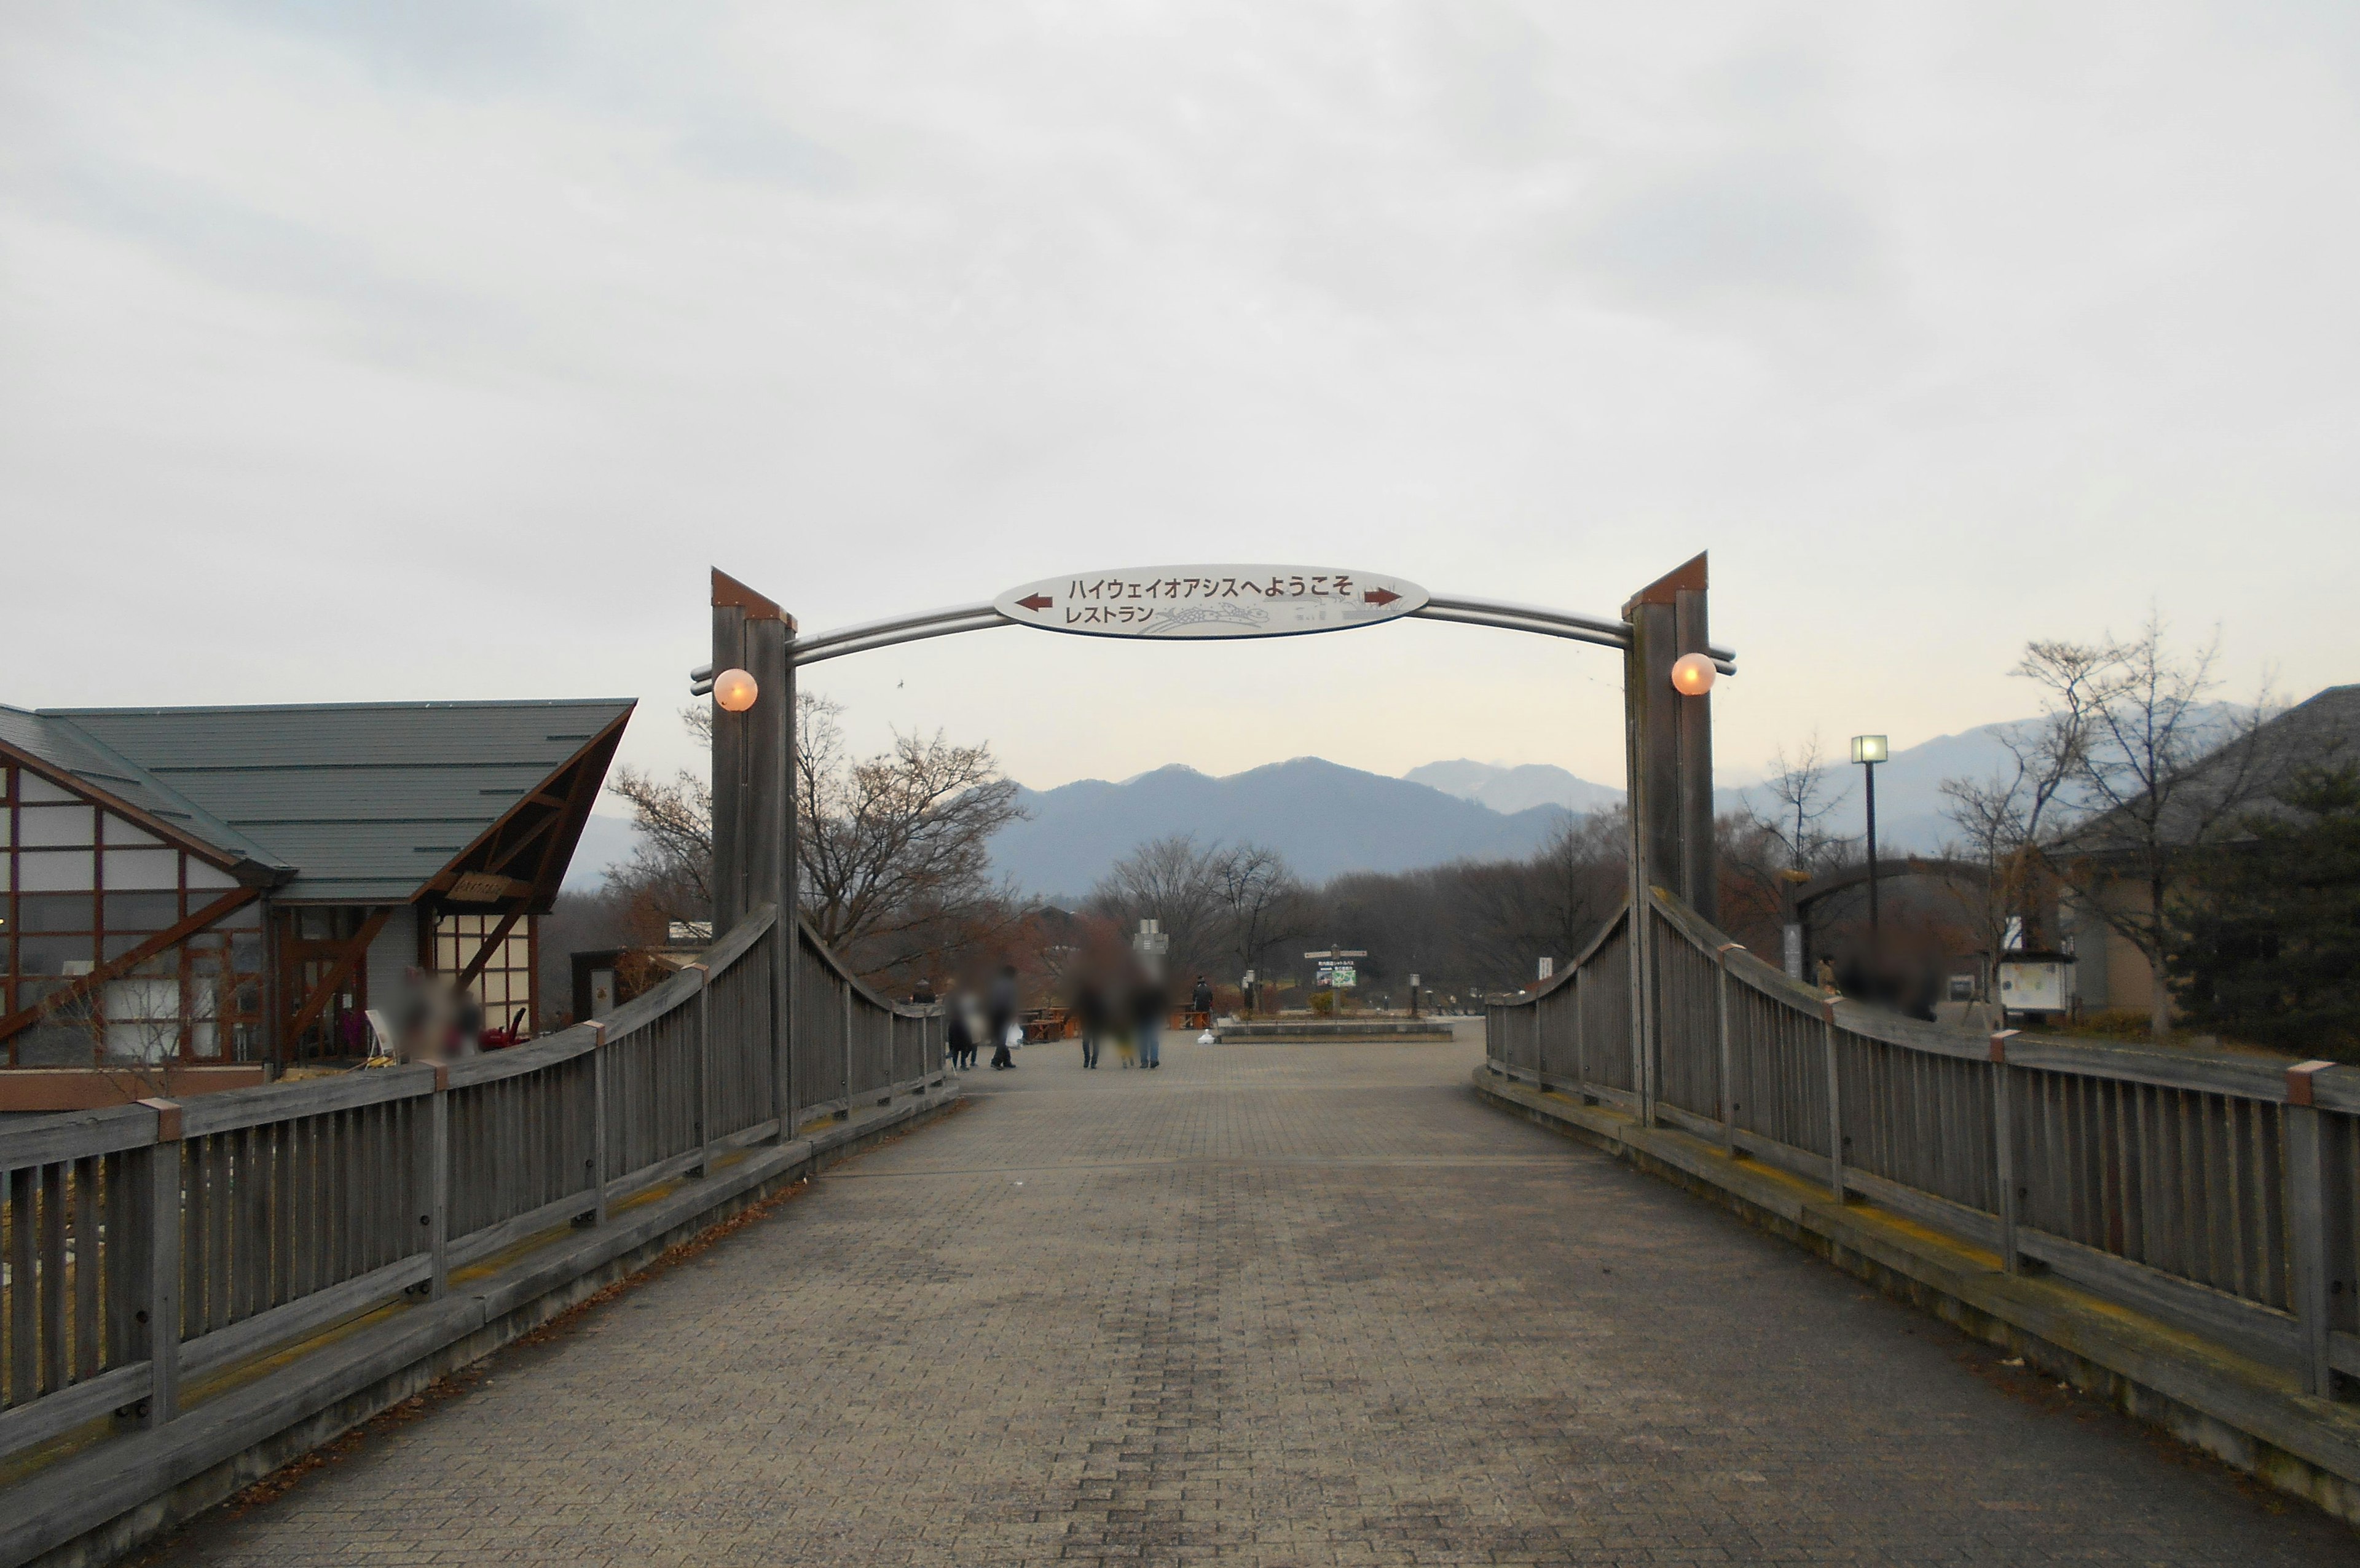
(2166, 766, 2360, 1057)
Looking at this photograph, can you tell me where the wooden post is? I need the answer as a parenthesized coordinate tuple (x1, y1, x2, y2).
(1822, 1002, 1846, 1201)
(427, 1067, 449, 1299)
(2287, 1059, 2336, 1396)
(136, 1098, 182, 1427)
(1570, 965, 1586, 1099)
(1673, 571, 1717, 924)
(711, 571, 797, 1140)
(691, 962, 712, 1177)
(710, 585, 749, 934)
(589, 1022, 609, 1225)
(1991, 1030, 2020, 1276)
(1621, 555, 1709, 1129)
(1715, 944, 1742, 1154)
(840, 985, 854, 1119)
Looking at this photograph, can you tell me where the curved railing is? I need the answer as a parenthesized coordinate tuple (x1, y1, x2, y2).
(0, 906, 944, 1495)
(1489, 885, 2360, 1400)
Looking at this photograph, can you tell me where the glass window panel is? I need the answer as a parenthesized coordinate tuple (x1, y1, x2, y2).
(14, 1019, 95, 1068)
(17, 774, 79, 804)
(18, 806, 95, 847)
(17, 934, 94, 974)
(102, 815, 163, 847)
(101, 974, 183, 1062)
(18, 893, 95, 933)
(102, 934, 148, 961)
(187, 861, 238, 890)
(104, 892, 182, 931)
(218, 903, 261, 930)
(18, 850, 95, 892)
(103, 848, 180, 889)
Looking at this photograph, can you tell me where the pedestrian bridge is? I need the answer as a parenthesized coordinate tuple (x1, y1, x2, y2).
(6, 898, 2360, 1566)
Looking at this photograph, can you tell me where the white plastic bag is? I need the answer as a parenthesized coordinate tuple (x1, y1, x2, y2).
(1197, 1030, 1216, 1046)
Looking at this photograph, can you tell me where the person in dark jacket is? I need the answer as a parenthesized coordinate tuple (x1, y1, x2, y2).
(1131, 974, 1167, 1070)
(944, 994, 975, 1073)
(1190, 975, 1213, 1021)
(1074, 976, 1107, 1069)
(988, 965, 1020, 1070)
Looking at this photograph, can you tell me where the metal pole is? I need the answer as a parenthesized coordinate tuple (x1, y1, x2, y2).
(1863, 761, 1881, 952)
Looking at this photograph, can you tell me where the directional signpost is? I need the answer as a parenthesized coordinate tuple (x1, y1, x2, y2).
(994, 566, 1428, 640)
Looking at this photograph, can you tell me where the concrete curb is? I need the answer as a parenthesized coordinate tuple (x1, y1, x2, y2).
(6, 1085, 964, 1568)
(1471, 1064, 2360, 1527)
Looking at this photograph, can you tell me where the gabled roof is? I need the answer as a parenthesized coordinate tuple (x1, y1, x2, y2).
(5, 699, 634, 904)
(0, 705, 285, 874)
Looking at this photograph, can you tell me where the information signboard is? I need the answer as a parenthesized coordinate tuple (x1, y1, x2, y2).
(995, 566, 1429, 640)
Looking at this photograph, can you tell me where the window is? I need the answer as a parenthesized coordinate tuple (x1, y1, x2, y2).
(1, 761, 264, 1067)
(433, 912, 537, 1038)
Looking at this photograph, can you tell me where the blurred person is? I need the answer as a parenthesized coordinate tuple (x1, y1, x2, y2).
(944, 987, 976, 1073)
(1132, 971, 1168, 1071)
(391, 968, 462, 1065)
(988, 963, 1020, 1071)
(1074, 973, 1107, 1070)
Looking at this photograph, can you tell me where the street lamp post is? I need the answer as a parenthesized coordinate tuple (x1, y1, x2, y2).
(1852, 734, 1888, 952)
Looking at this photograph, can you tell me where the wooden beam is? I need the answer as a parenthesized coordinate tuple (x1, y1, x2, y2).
(0, 887, 261, 1047)
(523, 745, 608, 899)
(283, 908, 392, 1051)
(417, 710, 633, 901)
(452, 910, 523, 991)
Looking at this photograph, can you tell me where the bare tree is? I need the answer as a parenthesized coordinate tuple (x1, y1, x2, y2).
(795, 692, 1026, 967)
(1211, 842, 1312, 979)
(604, 708, 715, 918)
(1751, 734, 1852, 876)
(1937, 641, 2106, 973)
(2044, 614, 2274, 1039)
(1530, 811, 1627, 960)
(604, 696, 1025, 983)
(1087, 835, 1230, 980)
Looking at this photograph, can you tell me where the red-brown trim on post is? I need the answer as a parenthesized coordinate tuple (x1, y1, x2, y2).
(1619, 552, 1707, 617)
(1989, 1028, 2018, 1064)
(2286, 1059, 2334, 1107)
(712, 568, 796, 630)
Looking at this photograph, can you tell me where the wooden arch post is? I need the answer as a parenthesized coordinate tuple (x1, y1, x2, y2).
(1622, 552, 1716, 1125)
(710, 568, 798, 1134)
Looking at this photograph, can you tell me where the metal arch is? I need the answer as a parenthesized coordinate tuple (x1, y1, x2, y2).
(688, 591, 1739, 684)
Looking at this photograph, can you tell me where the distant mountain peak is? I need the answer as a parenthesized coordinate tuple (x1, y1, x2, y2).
(1404, 759, 1623, 816)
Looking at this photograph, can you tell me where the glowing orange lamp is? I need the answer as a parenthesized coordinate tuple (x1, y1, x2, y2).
(1670, 652, 1717, 696)
(712, 668, 760, 712)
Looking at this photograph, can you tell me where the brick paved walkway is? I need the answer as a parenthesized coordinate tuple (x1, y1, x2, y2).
(159, 1035, 2354, 1565)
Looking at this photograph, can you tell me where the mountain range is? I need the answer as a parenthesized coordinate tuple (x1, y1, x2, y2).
(564, 718, 2059, 896)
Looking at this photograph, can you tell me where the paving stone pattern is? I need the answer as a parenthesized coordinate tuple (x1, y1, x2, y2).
(162, 1036, 2356, 1565)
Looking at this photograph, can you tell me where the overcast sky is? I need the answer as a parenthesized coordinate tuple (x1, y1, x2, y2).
(6, 2, 2356, 801)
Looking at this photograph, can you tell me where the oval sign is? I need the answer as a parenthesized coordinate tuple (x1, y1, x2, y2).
(994, 566, 1429, 640)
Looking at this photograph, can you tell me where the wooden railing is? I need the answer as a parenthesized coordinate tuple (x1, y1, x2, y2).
(0, 904, 943, 1476)
(1488, 886, 2360, 1400)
